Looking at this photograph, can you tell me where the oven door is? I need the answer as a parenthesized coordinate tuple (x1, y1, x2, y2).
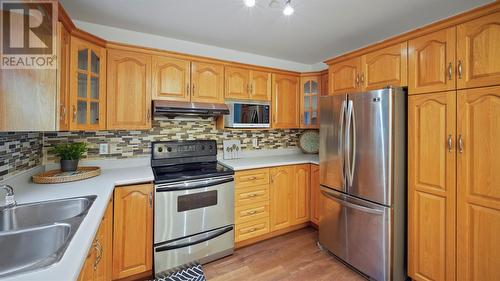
(154, 176, 234, 244)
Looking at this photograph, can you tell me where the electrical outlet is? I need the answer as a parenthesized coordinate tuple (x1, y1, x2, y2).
(99, 143, 109, 155)
(252, 138, 258, 148)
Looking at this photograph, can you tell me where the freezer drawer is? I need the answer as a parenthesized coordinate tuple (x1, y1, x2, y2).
(320, 186, 391, 281)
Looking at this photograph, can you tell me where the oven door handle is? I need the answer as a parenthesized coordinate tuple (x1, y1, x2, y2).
(155, 225, 234, 252)
(156, 176, 234, 192)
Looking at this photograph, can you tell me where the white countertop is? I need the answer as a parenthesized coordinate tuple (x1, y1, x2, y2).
(219, 153, 319, 171)
(0, 161, 154, 281)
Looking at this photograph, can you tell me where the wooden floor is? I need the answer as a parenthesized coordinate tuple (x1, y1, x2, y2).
(204, 227, 366, 281)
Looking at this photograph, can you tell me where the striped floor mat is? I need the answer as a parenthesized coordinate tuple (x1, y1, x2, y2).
(155, 263, 206, 281)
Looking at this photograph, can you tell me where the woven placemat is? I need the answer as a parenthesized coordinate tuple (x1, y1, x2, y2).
(32, 166, 101, 184)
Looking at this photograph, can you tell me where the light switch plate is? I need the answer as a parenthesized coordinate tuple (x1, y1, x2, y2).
(223, 140, 241, 160)
(99, 143, 109, 155)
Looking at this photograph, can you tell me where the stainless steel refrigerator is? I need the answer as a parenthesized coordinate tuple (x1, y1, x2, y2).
(319, 87, 406, 281)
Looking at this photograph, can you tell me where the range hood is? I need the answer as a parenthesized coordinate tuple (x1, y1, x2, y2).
(153, 100, 229, 118)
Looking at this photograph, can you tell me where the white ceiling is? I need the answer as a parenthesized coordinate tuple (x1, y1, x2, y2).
(60, 0, 492, 64)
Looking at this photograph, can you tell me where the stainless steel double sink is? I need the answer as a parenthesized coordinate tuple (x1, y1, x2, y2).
(0, 195, 96, 278)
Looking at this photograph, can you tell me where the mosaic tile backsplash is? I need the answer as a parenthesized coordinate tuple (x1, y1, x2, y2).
(43, 119, 309, 163)
(0, 132, 43, 181)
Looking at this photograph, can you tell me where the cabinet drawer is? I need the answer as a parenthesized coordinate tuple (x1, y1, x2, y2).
(235, 217, 269, 242)
(235, 201, 269, 224)
(235, 184, 269, 206)
(235, 168, 270, 187)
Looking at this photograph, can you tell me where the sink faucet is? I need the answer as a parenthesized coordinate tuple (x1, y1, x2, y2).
(0, 185, 16, 207)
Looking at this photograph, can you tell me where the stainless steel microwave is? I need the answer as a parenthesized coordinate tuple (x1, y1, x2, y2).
(224, 101, 270, 128)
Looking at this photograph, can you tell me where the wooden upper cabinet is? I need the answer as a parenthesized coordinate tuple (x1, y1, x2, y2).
(457, 11, 500, 90)
(329, 57, 361, 95)
(225, 67, 250, 100)
(250, 70, 272, 101)
(272, 74, 300, 128)
(310, 164, 320, 225)
(409, 27, 456, 95)
(191, 61, 224, 103)
(457, 86, 500, 281)
(361, 42, 408, 90)
(292, 164, 310, 225)
(58, 22, 71, 131)
(408, 92, 456, 281)
(300, 76, 319, 128)
(107, 49, 152, 130)
(320, 72, 329, 96)
(113, 184, 153, 280)
(270, 166, 294, 231)
(152, 56, 190, 101)
(69, 36, 106, 131)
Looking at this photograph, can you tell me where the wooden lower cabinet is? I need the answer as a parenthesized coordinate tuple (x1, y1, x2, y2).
(457, 86, 500, 281)
(291, 164, 310, 224)
(113, 184, 153, 280)
(270, 166, 295, 231)
(408, 91, 456, 281)
(78, 199, 113, 281)
(310, 164, 320, 225)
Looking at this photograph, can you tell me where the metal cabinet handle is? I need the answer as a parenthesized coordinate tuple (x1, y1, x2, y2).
(149, 192, 153, 208)
(458, 134, 464, 153)
(72, 105, 77, 123)
(247, 176, 257, 181)
(360, 73, 365, 84)
(246, 227, 257, 233)
(458, 60, 463, 79)
(93, 239, 102, 270)
(192, 84, 195, 95)
(447, 134, 453, 152)
(186, 84, 190, 95)
(146, 108, 151, 123)
(448, 63, 453, 80)
(247, 210, 257, 215)
(355, 75, 360, 86)
(250, 84, 253, 94)
(246, 193, 258, 198)
(60, 105, 66, 121)
(247, 84, 250, 94)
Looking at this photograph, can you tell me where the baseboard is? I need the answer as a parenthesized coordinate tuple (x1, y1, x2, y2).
(235, 222, 309, 249)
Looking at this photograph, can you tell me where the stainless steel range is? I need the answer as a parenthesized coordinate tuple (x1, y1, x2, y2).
(152, 140, 235, 274)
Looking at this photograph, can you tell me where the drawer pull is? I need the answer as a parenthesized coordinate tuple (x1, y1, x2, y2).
(247, 176, 257, 181)
(246, 210, 258, 215)
(245, 227, 257, 233)
(246, 193, 258, 198)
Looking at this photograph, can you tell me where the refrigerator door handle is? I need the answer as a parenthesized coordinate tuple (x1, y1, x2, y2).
(345, 100, 354, 188)
(339, 100, 347, 187)
(321, 187, 384, 215)
(350, 102, 356, 185)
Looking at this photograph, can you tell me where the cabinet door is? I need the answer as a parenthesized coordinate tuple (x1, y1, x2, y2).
(70, 36, 107, 131)
(250, 70, 272, 101)
(457, 11, 500, 90)
(95, 199, 113, 281)
(409, 27, 456, 95)
(329, 57, 361, 95)
(361, 42, 408, 90)
(300, 76, 320, 129)
(408, 92, 456, 281)
(457, 86, 500, 281)
(107, 50, 152, 130)
(272, 74, 300, 128)
(58, 22, 71, 131)
(292, 164, 310, 225)
(77, 249, 96, 281)
(152, 56, 190, 101)
(320, 72, 329, 96)
(191, 62, 224, 103)
(310, 164, 320, 225)
(225, 67, 250, 100)
(270, 166, 294, 231)
(113, 184, 153, 280)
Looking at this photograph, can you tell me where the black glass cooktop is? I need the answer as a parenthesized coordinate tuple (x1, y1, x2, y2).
(152, 161, 234, 184)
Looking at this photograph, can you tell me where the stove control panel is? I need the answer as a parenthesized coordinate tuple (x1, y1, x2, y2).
(152, 140, 217, 160)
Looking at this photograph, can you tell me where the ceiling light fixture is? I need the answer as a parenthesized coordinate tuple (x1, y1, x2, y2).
(244, 0, 256, 7)
(283, 0, 294, 15)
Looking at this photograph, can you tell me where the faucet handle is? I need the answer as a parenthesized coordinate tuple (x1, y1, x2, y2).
(1, 184, 16, 207)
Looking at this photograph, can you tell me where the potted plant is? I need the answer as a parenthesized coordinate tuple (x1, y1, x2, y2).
(49, 142, 87, 172)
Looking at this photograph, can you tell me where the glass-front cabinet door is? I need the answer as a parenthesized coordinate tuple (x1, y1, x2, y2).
(300, 76, 319, 128)
(69, 36, 106, 130)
